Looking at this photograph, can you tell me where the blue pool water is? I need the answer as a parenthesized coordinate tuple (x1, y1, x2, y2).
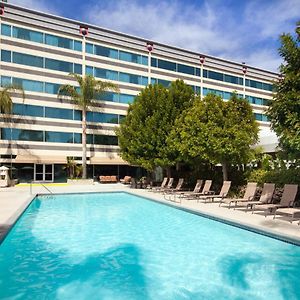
(0, 192, 300, 300)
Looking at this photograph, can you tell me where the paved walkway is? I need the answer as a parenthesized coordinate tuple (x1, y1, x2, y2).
(1, 183, 300, 244)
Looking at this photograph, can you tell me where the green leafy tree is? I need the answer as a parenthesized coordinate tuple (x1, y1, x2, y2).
(267, 22, 300, 157)
(58, 74, 118, 179)
(169, 93, 259, 180)
(116, 80, 194, 174)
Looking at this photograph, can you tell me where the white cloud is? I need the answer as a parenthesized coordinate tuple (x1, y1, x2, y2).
(87, 0, 299, 72)
(245, 0, 300, 39)
(9, 0, 56, 14)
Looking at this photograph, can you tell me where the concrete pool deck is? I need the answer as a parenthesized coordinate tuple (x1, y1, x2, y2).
(1, 183, 300, 244)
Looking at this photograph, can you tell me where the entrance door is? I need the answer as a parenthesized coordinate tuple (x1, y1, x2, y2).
(34, 164, 54, 182)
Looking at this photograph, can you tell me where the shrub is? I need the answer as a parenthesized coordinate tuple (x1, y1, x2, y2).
(247, 168, 300, 187)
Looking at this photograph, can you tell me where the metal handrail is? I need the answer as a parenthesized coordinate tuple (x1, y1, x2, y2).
(30, 181, 53, 194)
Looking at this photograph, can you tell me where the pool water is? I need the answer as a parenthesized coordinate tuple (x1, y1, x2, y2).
(0, 192, 299, 300)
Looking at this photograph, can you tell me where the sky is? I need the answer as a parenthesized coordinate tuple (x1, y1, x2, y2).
(9, 0, 300, 72)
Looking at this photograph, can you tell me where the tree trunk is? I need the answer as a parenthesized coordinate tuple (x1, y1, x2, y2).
(166, 167, 172, 178)
(82, 109, 87, 179)
(221, 161, 228, 181)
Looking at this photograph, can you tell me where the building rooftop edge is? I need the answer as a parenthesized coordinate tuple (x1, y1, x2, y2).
(2, 1, 279, 76)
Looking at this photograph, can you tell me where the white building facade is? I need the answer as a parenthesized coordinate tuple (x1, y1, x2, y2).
(0, 3, 278, 181)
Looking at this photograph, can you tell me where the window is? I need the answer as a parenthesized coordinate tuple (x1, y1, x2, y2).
(151, 57, 158, 67)
(74, 40, 82, 51)
(73, 133, 82, 144)
(13, 78, 43, 93)
(157, 79, 171, 87)
(1, 24, 11, 36)
(74, 64, 82, 74)
(141, 56, 148, 65)
(0, 76, 12, 87)
(1, 50, 11, 62)
(119, 73, 138, 85)
(86, 66, 94, 76)
(94, 135, 118, 145)
(74, 110, 82, 121)
(119, 51, 140, 64)
(12, 52, 44, 68)
(207, 70, 223, 81)
(1, 128, 43, 142)
(45, 107, 73, 120)
(45, 131, 73, 143)
(119, 94, 135, 104)
(95, 68, 118, 81)
(12, 27, 43, 43)
(45, 58, 73, 73)
(246, 79, 272, 91)
(158, 59, 176, 72)
(13, 103, 44, 117)
(177, 64, 195, 75)
(95, 45, 118, 59)
(45, 34, 73, 49)
(86, 43, 94, 54)
(224, 74, 242, 85)
(86, 112, 118, 124)
(99, 92, 119, 102)
(99, 113, 119, 124)
(45, 83, 60, 94)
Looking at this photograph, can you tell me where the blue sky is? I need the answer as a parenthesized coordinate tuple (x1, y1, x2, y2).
(10, 0, 300, 72)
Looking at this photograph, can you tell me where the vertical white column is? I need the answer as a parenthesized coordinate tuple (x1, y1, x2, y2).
(82, 35, 86, 77)
(200, 65, 203, 99)
(199, 56, 205, 99)
(146, 42, 153, 85)
(242, 63, 247, 99)
(148, 50, 151, 85)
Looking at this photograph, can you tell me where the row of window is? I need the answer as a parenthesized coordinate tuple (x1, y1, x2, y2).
(151, 57, 273, 91)
(203, 87, 269, 106)
(1, 23, 274, 92)
(86, 43, 148, 66)
(254, 113, 269, 122)
(0, 128, 118, 145)
(0, 76, 136, 104)
(1, 50, 82, 74)
(245, 79, 273, 91)
(203, 88, 243, 100)
(150, 78, 201, 94)
(1, 24, 82, 51)
(10, 103, 125, 124)
(86, 66, 148, 86)
(1, 23, 148, 67)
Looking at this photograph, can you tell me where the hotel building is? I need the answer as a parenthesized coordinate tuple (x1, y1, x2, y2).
(0, 2, 279, 182)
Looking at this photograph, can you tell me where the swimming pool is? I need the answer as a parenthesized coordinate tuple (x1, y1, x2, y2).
(0, 192, 299, 299)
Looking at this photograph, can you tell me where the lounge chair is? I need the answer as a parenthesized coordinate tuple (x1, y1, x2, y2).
(176, 179, 203, 198)
(152, 177, 174, 193)
(273, 207, 300, 223)
(120, 176, 132, 184)
(164, 178, 184, 194)
(252, 184, 298, 217)
(219, 182, 257, 208)
(237, 183, 275, 212)
(197, 181, 231, 203)
(164, 178, 185, 200)
(185, 180, 212, 200)
(149, 177, 168, 192)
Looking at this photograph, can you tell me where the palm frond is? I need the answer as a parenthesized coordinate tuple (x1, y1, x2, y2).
(3, 84, 25, 101)
(57, 84, 81, 103)
(0, 84, 25, 114)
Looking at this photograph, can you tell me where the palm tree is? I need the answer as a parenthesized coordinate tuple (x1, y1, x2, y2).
(0, 84, 25, 114)
(0, 84, 25, 179)
(58, 74, 119, 179)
